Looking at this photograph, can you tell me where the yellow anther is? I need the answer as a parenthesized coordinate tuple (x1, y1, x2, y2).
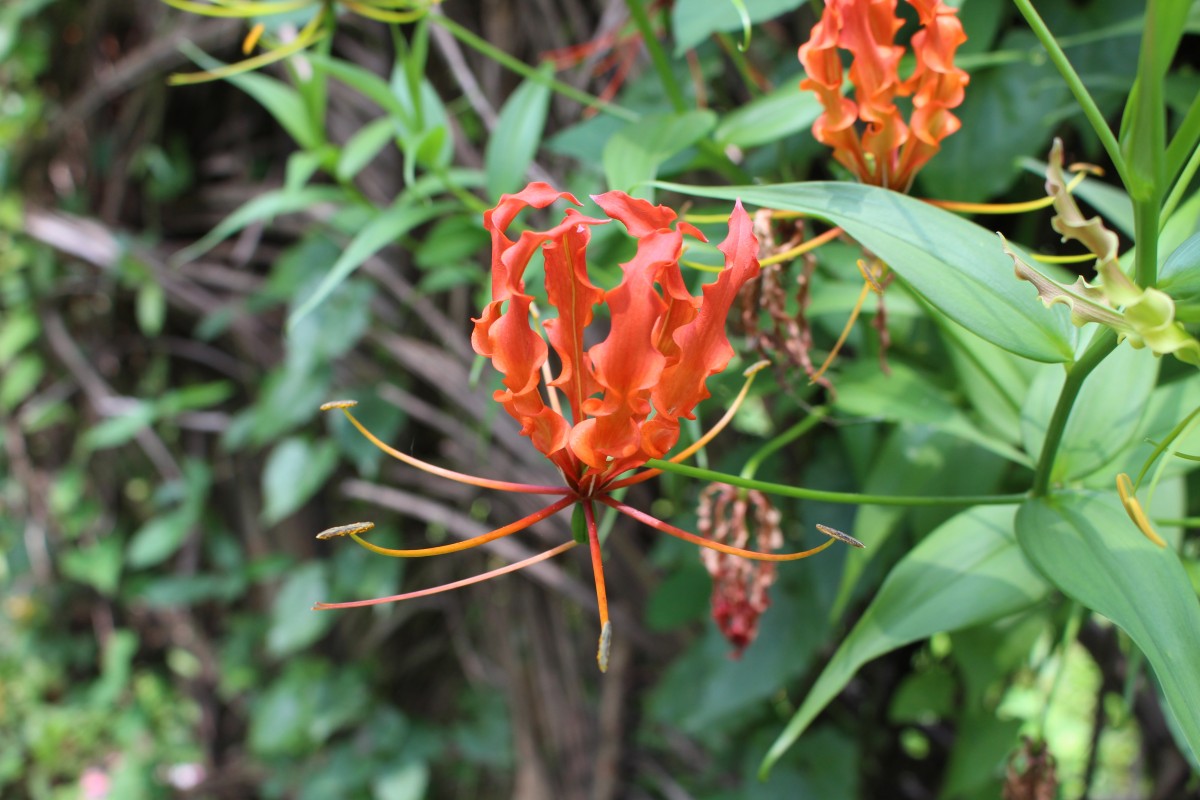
(1115, 473, 1167, 548)
(320, 399, 359, 411)
(242, 22, 265, 55)
(742, 359, 771, 378)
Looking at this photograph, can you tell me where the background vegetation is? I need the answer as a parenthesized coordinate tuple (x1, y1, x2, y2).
(2, 0, 1199, 798)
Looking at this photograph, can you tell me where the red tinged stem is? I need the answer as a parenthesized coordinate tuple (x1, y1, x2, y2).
(312, 540, 580, 610)
(582, 500, 612, 672)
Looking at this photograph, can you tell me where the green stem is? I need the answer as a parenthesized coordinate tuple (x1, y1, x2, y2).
(1134, 403, 1200, 487)
(1031, 328, 1119, 496)
(1161, 139, 1200, 228)
(1012, 0, 1131, 192)
(1134, 196, 1160, 287)
(430, 13, 640, 123)
(1165, 88, 1200, 182)
(624, 0, 687, 113)
(740, 408, 827, 480)
(646, 458, 1027, 507)
(1153, 517, 1200, 527)
(716, 32, 763, 98)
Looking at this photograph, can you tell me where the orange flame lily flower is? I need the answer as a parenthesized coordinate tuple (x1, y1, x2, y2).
(799, 0, 968, 191)
(316, 184, 856, 670)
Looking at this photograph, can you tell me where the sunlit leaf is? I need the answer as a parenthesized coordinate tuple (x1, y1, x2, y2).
(1016, 492, 1200, 763)
(486, 66, 552, 200)
(762, 505, 1046, 777)
(655, 181, 1076, 362)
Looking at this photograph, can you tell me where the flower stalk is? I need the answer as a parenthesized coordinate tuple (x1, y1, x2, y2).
(315, 185, 861, 670)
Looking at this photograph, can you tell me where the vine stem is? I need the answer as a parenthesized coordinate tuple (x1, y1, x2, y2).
(624, 0, 687, 113)
(645, 459, 1027, 507)
(429, 12, 639, 123)
(1031, 328, 1118, 496)
(1012, 0, 1130, 192)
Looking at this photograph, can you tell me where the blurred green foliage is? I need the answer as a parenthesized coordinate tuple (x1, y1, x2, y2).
(2, 0, 1200, 798)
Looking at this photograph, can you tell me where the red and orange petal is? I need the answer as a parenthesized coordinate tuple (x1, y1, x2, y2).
(472, 186, 760, 488)
(798, 0, 968, 188)
(652, 201, 759, 423)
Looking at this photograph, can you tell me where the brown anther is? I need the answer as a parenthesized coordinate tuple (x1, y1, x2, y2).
(316, 522, 375, 540)
(815, 524, 865, 549)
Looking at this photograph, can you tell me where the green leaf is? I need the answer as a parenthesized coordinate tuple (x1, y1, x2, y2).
(261, 436, 339, 525)
(126, 510, 193, 569)
(0, 307, 39, 364)
(0, 352, 42, 412)
(604, 111, 717, 200)
(60, 535, 124, 596)
(392, 69, 454, 171)
(135, 281, 165, 337)
(1118, 2, 1188, 200)
(233, 70, 325, 151)
(249, 658, 326, 756)
(287, 199, 452, 330)
(1089, 372, 1200, 483)
(713, 78, 822, 150)
(832, 426, 1010, 618)
(372, 762, 430, 800)
(762, 505, 1046, 777)
(127, 461, 211, 568)
(89, 628, 139, 709)
(81, 402, 157, 450)
(169, 185, 346, 266)
(655, 181, 1077, 363)
(336, 117, 396, 182)
(181, 42, 323, 150)
(285, 149, 327, 192)
(939, 316, 1034, 444)
(267, 563, 333, 657)
(1159, 232, 1200, 302)
(157, 380, 235, 415)
(1016, 492, 1200, 763)
(670, 0, 804, 54)
(1020, 338, 1158, 482)
(485, 67, 553, 200)
(315, 55, 412, 125)
(833, 360, 1031, 466)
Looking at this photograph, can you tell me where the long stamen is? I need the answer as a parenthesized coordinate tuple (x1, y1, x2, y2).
(322, 401, 569, 495)
(809, 262, 876, 384)
(313, 540, 580, 610)
(609, 360, 770, 490)
(759, 226, 842, 267)
(928, 170, 1090, 214)
(168, 6, 328, 85)
(1116, 473, 1167, 548)
(582, 500, 612, 672)
(319, 497, 575, 557)
(600, 496, 863, 560)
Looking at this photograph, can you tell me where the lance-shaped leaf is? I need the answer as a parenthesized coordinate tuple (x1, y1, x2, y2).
(762, 505, 1047, 777)
(654, 181, 1076, 363)
(1016, 493, 1200, 763)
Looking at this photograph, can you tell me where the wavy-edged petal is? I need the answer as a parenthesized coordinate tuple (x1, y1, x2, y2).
(652, 202, 760, 425)
(542, 210, 607, 423)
